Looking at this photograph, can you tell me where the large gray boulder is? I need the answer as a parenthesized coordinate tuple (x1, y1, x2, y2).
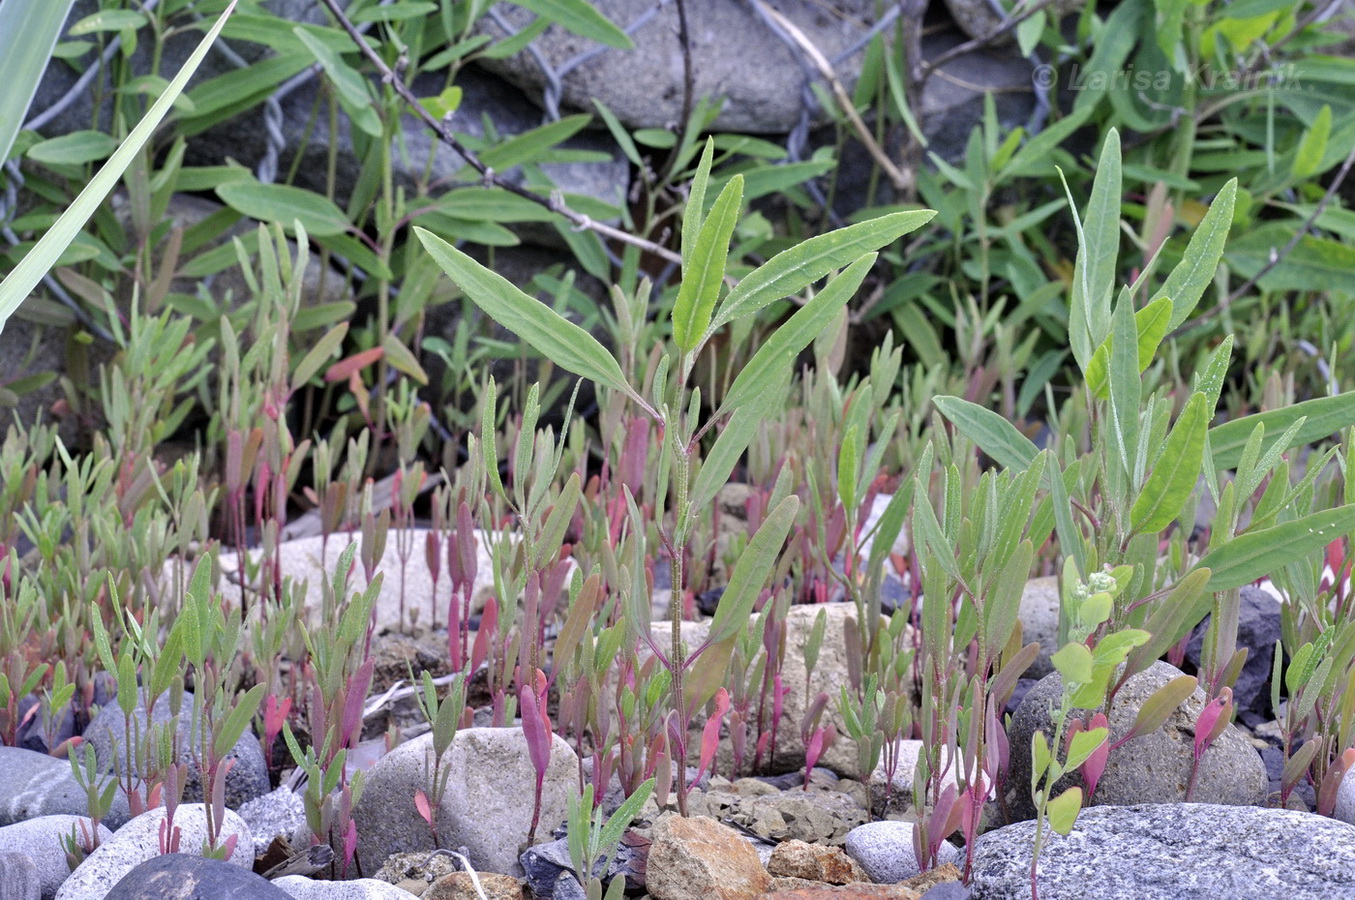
(970, 803, 1355, 899)
(0, 816, 114, 900)
(352, 727, 577, 877)
(0, 748, 132, 831)
(1006, 661, 1267, 821)
(55, 805, 252, 900)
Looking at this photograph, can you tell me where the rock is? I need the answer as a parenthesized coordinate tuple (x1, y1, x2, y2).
(102, 853, 290, 899)
(215, 530, 496, 636)
(843, 821, 960, 884)
(756, 887, 921, 900)
(970, 803, 1355, 899)
(238, 788, 308, 854)
(370, 850, 461, 887)
(83, 690, 269, 811)
(272, 877, 418, 899)
(867, 741, 960, 817)
(645, 815, 771, 900)
(424, 872, 523, 900)
(941, 0, 1086, 42)
(519, 836, 639, 896)
(0, 815, 113, 900)
(1332, 762, 1355, 826)
(55, 805, 252, 900)
(352, 728, 577, 877)
(0, 852, 41, 900)
(474, 1, 882, 134)
(1015, 576, 1059, 679)
(0, 747, 132, 830)
(739, 791, 867, 845)
(767, 840, 868, 884)
(1006, 661, 1268, 821)
(1186, 585, 1283, 716)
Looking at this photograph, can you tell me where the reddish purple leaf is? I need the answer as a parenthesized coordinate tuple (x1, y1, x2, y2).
(1194, 688, 1233, 761)
(414, 789, 434, 827)
(696, 689, 730, 783)
(1081, 712, 1110, 801)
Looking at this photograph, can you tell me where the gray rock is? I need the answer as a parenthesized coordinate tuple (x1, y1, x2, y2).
(0, 815, 114, 900)
(474, 0, 883, 134)
(352, 728, 578, 877)
(237, 788, 307, 854)
(272, 876, 417, 899)
(83, 690, 269, 811)
(1332, 759, 1355, 826)
(0, 747, 132, 831)
(1006, 661, 1268, 822)
(941, 0, 1086, 42)
(0, 853, 41, 900)
(920, 885, 971, 900)
(1015, 576, 1060, 679)
(843, 821, 960, 884)
(55, 805, 252, 900)
(1186, 585, 1283, 716)
(970, 803, 1355, 899)
(520, 837, 636, 897)
(103, 853, 290, 899)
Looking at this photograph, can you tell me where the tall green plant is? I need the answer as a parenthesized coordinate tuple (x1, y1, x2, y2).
(418, 137, 934, 813)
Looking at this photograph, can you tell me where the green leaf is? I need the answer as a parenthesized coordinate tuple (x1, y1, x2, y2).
(1065, 727, 1108, 771)
(1226, 223, 1355, 293)
(0, 1, 238, 337)
(416, 227, 637, 401)
(932, 396, 1038, 471)
(672, 175, 743, 351)
(1155, 179, 1236, 329)
(1047, 786, 1084, 835)
(707, 496, 800, 646)
(217, 180, 349, 237)
(683, 139, 715, 268)
(477, 114, 592, 173)
(1084, 296, 1172, 399)
(708, 210, 935, 336)
(1210, 392, 1355, 470)
(381, 333, 428, 385)
(515, 0, 634, 49)
(719, 254, 875, 417)
(214, 683, 267, 760)
(1124, 569, 1212, 675)
(292, 27, 381, 137)
(1052, 642, 1094, 685)
(68, 8, 145, 34)
(291, 323, 349, 393)
(1068, 130, 1121, 372)
(26, 131, 119, 166)
(1105, 291, 1141, 476)
(1199, 505, 1355, 591)
(689, 373, 787, 516)
(1293, 105, 1332, 179)
(1125, 675, 1197, 743)
(1131, 392, 1207, 534)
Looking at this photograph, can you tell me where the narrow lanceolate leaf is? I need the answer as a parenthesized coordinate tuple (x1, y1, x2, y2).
(1106, 291, 1141, 477)
(1210, 392, 1355, 470)
(1068, 130, 1121, 370)
(683, 139, 715, 268)
(1085, 296, 1172, 399)
(291, 323, 348, 393)
(707, 495, 800, 646)
(932, 396, 1038, 472)
(416, 227, 635, 399)
(706, 210, 935, 337)
(515, 0, 634, 49)
(0, 1, 238, 338)
(718, 253, 875, 416)
(1156, 179, 1237, 329)
(1198, 505, 1355, 592)
(1131, 392, 1207, 535)
(672, 175, 742, 351)
(0, 0, 77, 168)
(689, 371, 787, 517)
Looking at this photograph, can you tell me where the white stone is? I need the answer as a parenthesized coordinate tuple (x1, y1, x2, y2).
(54, 805, 251, 900)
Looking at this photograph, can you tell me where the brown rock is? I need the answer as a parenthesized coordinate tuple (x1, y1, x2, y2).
(646, 815, 772, 900)
(424, 871, 524, 900)
(767, 841, 869, 885)
(899, 862, 962, 892)
(754, 885, 921, 900)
